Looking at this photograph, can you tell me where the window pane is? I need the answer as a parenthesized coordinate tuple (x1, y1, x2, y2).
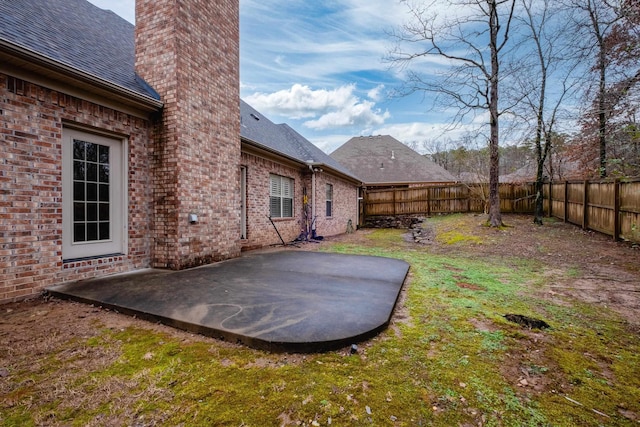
(73, 202, 85, 221)
(86, 183, 98, 201)
(99, 165, 109, 183)
(99, 203, 109, 221)
(282, 178, 292, 197)
(73, 141, 85, 160)
(73, 182, 85, 201)
(73, 223, 85, 242)
(87, 223, 98, 241)
(270, 175, 280, 196)
(270, 196, 281, 218)
(73, 161, 85, 180)
(283, 198, 293, 217)
(326, 201, 332, 217)
(99, 145, 109, 163)
(87, 203, 98, 221)
(99, 184, 109, 202)
(99, 222, 110, 240)
(86, 143, 97, 162)
(87, 163, 98, 182)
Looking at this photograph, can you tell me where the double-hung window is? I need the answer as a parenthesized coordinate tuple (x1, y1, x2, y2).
(270, 174, 293, 218)
(325, 184, 333, 217)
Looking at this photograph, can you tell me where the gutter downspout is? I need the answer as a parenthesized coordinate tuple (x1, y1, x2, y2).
(308, 163, 316, 232)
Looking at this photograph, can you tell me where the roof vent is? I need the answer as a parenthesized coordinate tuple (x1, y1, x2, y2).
(391, 150, 395, 160)
(250, 113, 260, 121)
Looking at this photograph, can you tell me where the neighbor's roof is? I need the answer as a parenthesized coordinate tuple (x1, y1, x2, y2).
(331, 135, 457, 185)
(240, 100, 360, 182)
(0, 0, 160, 101)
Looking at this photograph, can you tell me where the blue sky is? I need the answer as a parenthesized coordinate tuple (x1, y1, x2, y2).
(86, 0, 472, 153)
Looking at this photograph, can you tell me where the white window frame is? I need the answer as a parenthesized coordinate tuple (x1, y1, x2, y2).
(325, 183, 333, 217)
(62, 128, 127, 260)
(269, 174, 294, 218)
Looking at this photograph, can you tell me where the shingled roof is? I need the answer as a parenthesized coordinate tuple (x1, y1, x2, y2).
(240, 101, 360, 182)
(331, 135, 457, 185)
(0, 0, 160, 101)
(1, 0, 358, 183)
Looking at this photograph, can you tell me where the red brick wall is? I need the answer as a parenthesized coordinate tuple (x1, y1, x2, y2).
(136, 0, 241, 269)
(0, 74, 153, 303)
(240, 150, 359, 249)
(241, 152, 304, 249)
(312, 173, 359, 237)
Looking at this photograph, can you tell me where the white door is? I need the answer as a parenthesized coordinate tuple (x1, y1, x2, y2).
(62, 128, 126, 259)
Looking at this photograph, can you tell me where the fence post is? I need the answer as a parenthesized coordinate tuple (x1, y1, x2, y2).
(613, 179, 620, 241)
(427, 187, 431, 217)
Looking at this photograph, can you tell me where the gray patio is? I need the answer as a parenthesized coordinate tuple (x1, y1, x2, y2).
(47, 251, 410, 352)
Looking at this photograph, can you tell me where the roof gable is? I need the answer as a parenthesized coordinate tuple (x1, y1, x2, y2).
(0, 0, 159, 100)
(240, 100, 359, 181)
(331, 135, 457, 184)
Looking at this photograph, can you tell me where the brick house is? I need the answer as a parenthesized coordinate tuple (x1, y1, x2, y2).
(0, 0, 360, 303)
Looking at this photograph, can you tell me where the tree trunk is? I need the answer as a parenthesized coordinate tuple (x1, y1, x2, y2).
(487, 0, 502, 227)
(598, 58, 607, 177)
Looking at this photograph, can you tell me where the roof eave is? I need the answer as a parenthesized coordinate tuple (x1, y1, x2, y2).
(0, 39, 163, 113)
(242, 138, 361, 185)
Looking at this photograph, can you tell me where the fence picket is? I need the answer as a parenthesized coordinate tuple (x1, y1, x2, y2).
(362, 179, 640, 243)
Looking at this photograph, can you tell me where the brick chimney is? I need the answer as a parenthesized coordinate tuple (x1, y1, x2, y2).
(135, 0, 241, 269)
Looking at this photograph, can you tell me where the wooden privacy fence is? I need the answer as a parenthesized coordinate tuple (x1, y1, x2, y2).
(363, 179, 640, 243)
(363, 183, 536, 217)
(544, 178, 640, 243)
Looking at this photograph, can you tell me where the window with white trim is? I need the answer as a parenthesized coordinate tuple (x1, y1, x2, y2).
(270, 174, 293, 218)
(62, 128, 125, 259)
(325, 183, 333, 217)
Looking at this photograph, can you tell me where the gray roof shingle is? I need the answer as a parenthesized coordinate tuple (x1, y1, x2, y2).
(1, 0, 358, 182)
(330, 135, 457, 185)
(240, 100, 359, 181)
(0, 0, 160, 100)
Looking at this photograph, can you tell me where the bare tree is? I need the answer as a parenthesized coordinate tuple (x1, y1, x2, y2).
(510, 0, 580, 224)
(565, 0, 625, 177)
(387, 0, 516, 226)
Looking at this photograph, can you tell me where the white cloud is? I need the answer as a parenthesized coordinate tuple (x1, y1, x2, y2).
(244, 84, 390, 130)
(367, 84, 385, 101)
(305, 101, 390, 130)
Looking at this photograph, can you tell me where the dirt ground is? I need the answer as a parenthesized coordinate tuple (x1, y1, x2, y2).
(2, 214, 639, 350)
(330, 214, 640, 328)
(1, 214, 639, 425)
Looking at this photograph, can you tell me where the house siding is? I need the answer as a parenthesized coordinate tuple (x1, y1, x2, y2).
(0, 74, 153, 303)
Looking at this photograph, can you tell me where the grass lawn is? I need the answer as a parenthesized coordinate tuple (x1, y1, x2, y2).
(1, 214, 639, 426)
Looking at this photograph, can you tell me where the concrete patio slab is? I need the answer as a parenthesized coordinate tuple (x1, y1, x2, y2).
(47, 251, 410, 352)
